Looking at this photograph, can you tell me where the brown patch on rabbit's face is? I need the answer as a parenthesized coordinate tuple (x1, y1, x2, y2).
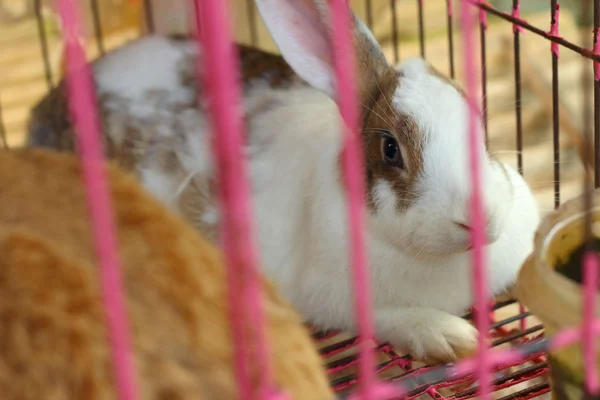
(326, 17, 425, 214)
(360, 70, 424, 213)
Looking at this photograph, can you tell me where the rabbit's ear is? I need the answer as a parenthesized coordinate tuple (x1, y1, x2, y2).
(255, 0, 390, 99)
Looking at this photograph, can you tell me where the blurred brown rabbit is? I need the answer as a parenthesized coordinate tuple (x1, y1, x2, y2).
(0, 148, 334, 400)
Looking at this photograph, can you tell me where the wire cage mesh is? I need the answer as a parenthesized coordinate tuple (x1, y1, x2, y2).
(1, 0, 600, 399)
(313, 299, 548, 399)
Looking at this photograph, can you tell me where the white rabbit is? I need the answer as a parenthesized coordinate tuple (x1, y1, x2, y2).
(27, 0, 540, 364)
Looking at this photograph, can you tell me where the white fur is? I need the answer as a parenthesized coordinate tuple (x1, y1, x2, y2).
(388, 58, 509, 257)
(93, 36, 198, 147)
(80, 3, 540, 362)
(94, 35, 196, 103)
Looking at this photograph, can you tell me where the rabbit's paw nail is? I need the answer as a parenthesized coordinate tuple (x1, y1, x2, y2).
(400, 315, 478, 365)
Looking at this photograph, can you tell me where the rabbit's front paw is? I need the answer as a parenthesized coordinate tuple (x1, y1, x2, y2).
(376, 308, 478, 365)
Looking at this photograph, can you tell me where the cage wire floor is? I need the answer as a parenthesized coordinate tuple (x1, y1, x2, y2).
(3, 1, 597, 399)
(310, 299, 549, 400)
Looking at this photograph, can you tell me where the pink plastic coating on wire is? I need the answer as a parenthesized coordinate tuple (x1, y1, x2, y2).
(549, 3, 560, 57)
(459, 1, 491, 400)
(447, 0, 453, 16)
(478, 1, 487, 29)
(192, 0, 281, 399)
(511, 2, 524, 34)
(551, 321, 600, 359)
(594, 28, 600, 81)
(583, 252, 600, 393)
(191, 6, 247, 398)
(55, 1, 139, 399)
(327, 0, 380, 398)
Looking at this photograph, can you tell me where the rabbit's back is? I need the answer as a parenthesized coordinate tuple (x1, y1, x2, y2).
(26, 35, 305, 166)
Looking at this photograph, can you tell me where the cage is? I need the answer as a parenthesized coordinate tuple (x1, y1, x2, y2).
(0, 0, 599, 399)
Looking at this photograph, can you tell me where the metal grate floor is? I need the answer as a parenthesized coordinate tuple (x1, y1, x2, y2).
(312, 300, 550, 400)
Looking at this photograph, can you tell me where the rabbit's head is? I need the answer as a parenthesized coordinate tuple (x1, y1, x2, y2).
(256, 0, 516, 260)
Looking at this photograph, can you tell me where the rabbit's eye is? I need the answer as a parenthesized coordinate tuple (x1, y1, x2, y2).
(380, 133, 403, 168)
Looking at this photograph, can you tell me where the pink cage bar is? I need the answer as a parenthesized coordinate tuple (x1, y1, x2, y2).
(21, 0, 600, 399)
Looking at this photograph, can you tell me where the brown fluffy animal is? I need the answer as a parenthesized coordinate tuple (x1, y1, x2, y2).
(0, 148, 334, 400)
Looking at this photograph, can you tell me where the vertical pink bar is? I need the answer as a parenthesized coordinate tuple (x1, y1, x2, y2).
(511, 2, 524, 34)
(549, 4, 560, 57)
(583, 252, 600, 393)
(478, 1, 487, 29)
(519, 304, 527, 331)
(329, 0, 376, 400)
(193, 0, 279, 399)
(594, 28, 600, 81)
(55, 1, 139, 399)
(459, 1, 490, 400)
(327, 0, 378, 398)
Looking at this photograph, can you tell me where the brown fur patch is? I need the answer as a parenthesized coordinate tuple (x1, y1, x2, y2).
(27, 81, 75, 151)
(360, 69, 424, 212)
(327, 17, 426, 214)
(351, 16, 392, 103)
(27, 82, 124, 167)
(169, 34, 300, 89)
(238, 46, 300, 88)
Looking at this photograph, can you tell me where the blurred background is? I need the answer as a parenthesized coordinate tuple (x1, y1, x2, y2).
(0, 0, 594, 215)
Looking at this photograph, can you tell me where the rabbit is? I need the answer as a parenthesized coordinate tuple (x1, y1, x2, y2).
(0, 148, 334, 400)
(27, 0, 540, 364)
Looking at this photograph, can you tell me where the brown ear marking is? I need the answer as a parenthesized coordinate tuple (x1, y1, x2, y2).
(350, 15, 394, 109)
